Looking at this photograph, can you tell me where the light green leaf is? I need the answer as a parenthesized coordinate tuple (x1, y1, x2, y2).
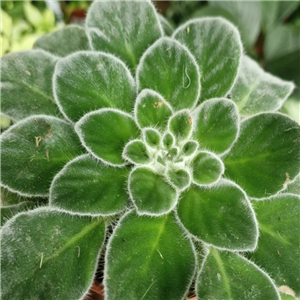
(282, 173, 300, 195)
(75, 109, 139, 167)
(224, 113, 300, 198)
(143, 128, 161, 148)
(137, 37, 200, 110)
(86, 0, 163, 70)
(1, 115, 83, 197)
(1, 50, 61, 121)
(232, 55, 294, 116)
(1, 208, 105, 300)
(282, 98, 300, 125)
(162, 132, 175, 149)
(34, 25, 90, 57)
(167, 168, 191, 190)
(1, 9, 12, 37)
(50, 154, 129, 215)
(123, 140, 150, 165)
(23, 2, 43, 28)
(105, 211, 196, 300)
(193, 98, 239, 154)
(168, 109, 193, 142)
(197, 248, 280, 300)
(178, 179, 258, 251)
(134, 89, 173, 130)
(54, 51, 135, 122)
(129, 167, 178, 215)
(280, 291, 297, 300)
(209, 1, 261, 51)
(192, 151, 224, 186)
(249, 194, 300, 295)
(173, 17, 242, 101)
(158, 14, 174, 37)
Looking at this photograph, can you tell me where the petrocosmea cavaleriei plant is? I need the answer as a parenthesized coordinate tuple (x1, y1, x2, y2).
(1, 1, 299, 300)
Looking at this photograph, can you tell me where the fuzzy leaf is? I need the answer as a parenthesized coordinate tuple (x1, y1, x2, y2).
(173, 18, 242, 101)
(143, 128, 161, 148)
(54, 51, 135, 122)
(75, 109, 139, 167)
(197, 248, 280, 300)
(249, 194, 300, 296)
(168, 110, 193, 142)
(224, 113, 300, 198)
(86, 0, 162, 70)
(158, 14, 174, 36)
(181, 140, 198, 157)
(129, 167, 177, 215)
(167, 168, 191, 190)
(162, 132, 175, 149)
(193, 98, 239, 154)
(50, 154, 129, 215)
(192, 151, 224, 186)
(1, 50, 61, 121)
(134, 89, 173, 130)
(105, 211, 195, 300)
(283, 173, 300, 195)
(1, 116, 83, 197)
(137, 37, 200, 110)
(232, 55, 294, 116)
(123, 140, 150, 165)
(178, 180, 258, 251)
(34, 25, 90, 57)
(1, 208, 105, 300)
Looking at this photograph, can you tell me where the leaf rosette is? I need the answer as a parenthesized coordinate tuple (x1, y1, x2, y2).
(1, 1, 299, 300)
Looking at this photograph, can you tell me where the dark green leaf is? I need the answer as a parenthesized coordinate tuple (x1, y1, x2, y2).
(123, 140, 150, 165)
(143, 128, 161, 148)
(168, 109, 193, 142)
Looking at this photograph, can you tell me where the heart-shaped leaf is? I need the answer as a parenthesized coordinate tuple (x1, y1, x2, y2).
(50, 154, 129, 215)
(123, 140, 150, 165)
(167, 168, 191, 190)
(1, 208, 106, 300)
(168, 109, 193, 142)
(143, 128, 161, 148)
(173, 17, 242, 101)
(54, 51, 135, 122)
(137, 37, 201, 110)
(105, 211, 196, 300)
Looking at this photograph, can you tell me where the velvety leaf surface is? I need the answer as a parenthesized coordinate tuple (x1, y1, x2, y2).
(105, 211, 195, 300)
(197, 248, 280, 300)
(173, 18, 242, 101)
(1, 50, 61, 121)
(249, 194, 300, 296)
(137, 37, 200, 110)
(75, 109, 139, 166)
(50, 154, 129, 215)
(123, 140, 150, 165)
(54, 51, 135, 122)
(129, 167, 177, 215)
(86, 0, 162, 70)
(283, 173, 300, 195)
(231, 55, 294, 116)
(143, 128, 161, 148)
(158, 14, 174, 37)
(168, 109, 193, 141)
(1, 116, 83, 197)
(177, 180, 258, 251)
(224, 113, 300, 198)
(134, 89, 173, 130)
(182, 140, 198, 157)
(192, 151, 224, 186)
(193, 98, 239, 154)
(167, 168, 191, 191)
(1, 208, 106, 300)
(33, 25, 90, 57)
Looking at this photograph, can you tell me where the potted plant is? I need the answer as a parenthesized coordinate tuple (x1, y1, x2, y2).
(1, 1, 299, 299)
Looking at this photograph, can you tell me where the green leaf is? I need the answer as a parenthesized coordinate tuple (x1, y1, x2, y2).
(50, 154, 129, 215)
(158, 14, 174, 37)
(143, 128, 161, 148)
(1, 208, 105, 300)
(173, 17, 242, 101)
(54, 51, 135, 122)
(1, 50, 61, 121)
(178, 180, 258, 251)
(249, 194, 300, 296)
(197, 248, 280, 300)
(134, 89, 173, 130)
(282, 173, 300, 195)
(192, 151, 224, 186)
(181, 140, 198, 157)
(223, 113, 300, 198)
(193, 98, 239, 154)
(34, 25, 90, 57)
(137, 37, 200, 110)
(129, 167, 178, 215)
(280, 291, 297, 300)
(231, 55, 294, 116)
(1, 9, 12, 37)
(168, 109, 193, 142)
(162, 132, 175, 149)
(86, 0, 163, 70)
(209, 1, 262, 52)
(1, 115, 83, 197)
(281, 98, 300, 125)
(23, 2, 43, 28)
(167, 168, 191, 190)
(75, 109, 139, 167)
(123, 140, 150, 165)
(105, 211, 196, 300)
